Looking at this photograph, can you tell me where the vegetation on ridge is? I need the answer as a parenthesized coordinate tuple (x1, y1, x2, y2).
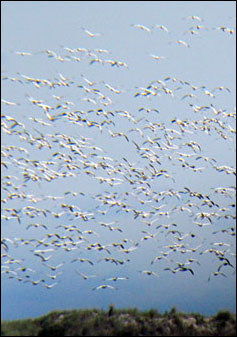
(1, 306, 236, 336)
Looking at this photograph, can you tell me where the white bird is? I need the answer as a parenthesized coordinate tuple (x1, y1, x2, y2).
(185, 15, 203, 22)
(24, 279, 45, 285)
(150, 54, 166, 61)
(15, 51, 32, 56)
(132, 24, 151, 33)
(177, 40, 190, 47)
(43, 282, 58, 289)
(26, 223, 48, 230)
(46, 272, 62, 280)
(43, 263, 64, 271)
(104, 276, 129, 282)
(75, 271, 96, 280)
(155, 24, 169, 32)
(1, 99, 19, 106)
(138, 270, 159, 277)
(82, 28, 101, 37)
(92, 284, 117, 290)
(208, 272, 227, 282)
(34, 253, 52, 262)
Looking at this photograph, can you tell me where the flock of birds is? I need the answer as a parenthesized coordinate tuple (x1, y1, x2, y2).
(1, 14, 236, 293)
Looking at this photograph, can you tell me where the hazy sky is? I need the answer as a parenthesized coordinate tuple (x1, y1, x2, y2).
(1, 1, 236, 320)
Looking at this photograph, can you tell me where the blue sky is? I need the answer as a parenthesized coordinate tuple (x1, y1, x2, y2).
(1, 1, 236, 320)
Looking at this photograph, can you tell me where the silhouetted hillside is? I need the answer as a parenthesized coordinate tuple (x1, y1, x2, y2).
(1, 307, 236, 336)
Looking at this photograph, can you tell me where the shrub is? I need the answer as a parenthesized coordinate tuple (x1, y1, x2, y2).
(144, 308, 159, 319)
(168, 306, 178, 317)
(214, 310, 232, 322)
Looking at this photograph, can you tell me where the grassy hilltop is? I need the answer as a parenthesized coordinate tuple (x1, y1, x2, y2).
(1, 306, 236, 336)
